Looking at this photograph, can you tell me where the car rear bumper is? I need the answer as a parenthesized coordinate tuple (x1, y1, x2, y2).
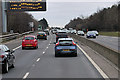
(87, 36, 96, 38)
(22, 43, 37, 47)
(37, 36, 47, 39)
(55, 50, 77, 54)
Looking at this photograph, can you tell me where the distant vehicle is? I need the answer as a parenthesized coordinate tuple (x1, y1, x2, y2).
(52, 29, 57, 34)
(92, 31, 99, 36)
(56, 30, 67, 35)
(37, 32, 47, 40)
(0, 45, 15, 73)
(44, 29, 49, 35)
(55, 38, 77, 57)
(56, 33, 68, 42)
(69, 28, 73, 30)
(71, 30, 76, 34)
(86, 31, 96, 38)
(77, 31, 84, 36)
(22, 35, 38, 49)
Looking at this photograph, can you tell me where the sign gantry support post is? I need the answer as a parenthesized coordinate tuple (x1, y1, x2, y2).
(2, 0, 7, 33)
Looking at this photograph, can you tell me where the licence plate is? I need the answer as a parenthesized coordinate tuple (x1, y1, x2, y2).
(40, 35, 43, 36)
(26, 44, 32, 46)
(63, 49, 70, 51)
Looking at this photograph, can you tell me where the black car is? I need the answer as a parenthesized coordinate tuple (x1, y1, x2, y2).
(0, 45, 15, 73)
(86, 31, 96, 38)
(37, 32, 47, 40)
(44, 29, 49, 35)
(56, 33, 68, 42)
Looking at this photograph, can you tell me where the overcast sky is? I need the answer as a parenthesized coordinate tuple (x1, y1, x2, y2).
(28, 0, 118, 27)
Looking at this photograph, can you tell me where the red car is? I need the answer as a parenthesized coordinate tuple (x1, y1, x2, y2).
(22, 35, 38, 49)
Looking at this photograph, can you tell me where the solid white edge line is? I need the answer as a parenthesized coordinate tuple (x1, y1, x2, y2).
(13, 45, 22, 51)
(77, 44, 109, 79)
(36, 58, 40, 62)
(23, 72, 29, 79)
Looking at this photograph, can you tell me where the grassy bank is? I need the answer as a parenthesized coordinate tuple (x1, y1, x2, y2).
(99, 32, 120, 37)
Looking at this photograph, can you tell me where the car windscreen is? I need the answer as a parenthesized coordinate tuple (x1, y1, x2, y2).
(87, 32, 95, 35)
(24, 37, 34, 40)
(59, 40, 73, 45)
(0, 49, 4, 53)
(0, 45, 4, 51)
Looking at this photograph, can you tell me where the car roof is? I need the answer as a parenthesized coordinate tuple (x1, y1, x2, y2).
(24, 35, 35, 38)
(38, 32, 46, 33)
(0, 44, 6, 47)
(58, 38, 73, 41)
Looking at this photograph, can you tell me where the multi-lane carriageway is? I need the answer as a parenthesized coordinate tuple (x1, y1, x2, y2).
(1, 32, 113, 80)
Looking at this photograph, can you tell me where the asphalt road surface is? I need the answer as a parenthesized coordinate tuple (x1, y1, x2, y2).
(2, 33, 103, 79)
(81, 35, 119, 51)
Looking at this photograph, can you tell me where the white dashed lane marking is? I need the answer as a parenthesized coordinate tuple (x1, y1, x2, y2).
(13, 45, 22, 51)
(23, 72, 29, 79)
(36, 58, 40, 62)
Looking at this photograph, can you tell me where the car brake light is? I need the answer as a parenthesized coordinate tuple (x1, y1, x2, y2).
(56, 42, 59, 46)
(72, 41, 76, 45)
(56, 36, 58, 37)
(0, 55, 5, 58)
(57, 49, 60, 51)
(45, 34, 47, 36)
(71, 49, 75, 50)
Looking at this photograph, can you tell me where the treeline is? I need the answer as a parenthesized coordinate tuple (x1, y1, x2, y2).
(65, 4, 119, 32)
(7, 12, 39, 33)
(38, 18, 49, 30)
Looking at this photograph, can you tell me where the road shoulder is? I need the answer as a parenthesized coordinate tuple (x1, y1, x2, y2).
(74, 38, 119, 79)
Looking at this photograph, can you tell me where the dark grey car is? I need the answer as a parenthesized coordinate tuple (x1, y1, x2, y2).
(0, 45, 15, 73)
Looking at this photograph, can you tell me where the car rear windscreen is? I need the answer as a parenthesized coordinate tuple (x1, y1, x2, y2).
(57, 33, 68, 37)
(59, 40, 73, 45)
(38, 33, 45, 35)
(24, 37, 34, 40)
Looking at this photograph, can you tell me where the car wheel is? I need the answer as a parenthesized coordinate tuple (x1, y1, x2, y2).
(11, 63, 15, 68)
(22, 47, 25, 50)
(35, 46, 38, 49)
(45, 38, 47, 40)
(55, 52, 59, 57)
(3, 61, 9, 73)
(11, 59, 15, 68)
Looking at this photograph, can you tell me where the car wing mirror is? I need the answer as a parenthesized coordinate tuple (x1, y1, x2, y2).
(54, 42, 56, 44)
(5, 50, 10, 52)
(50, 42, 56, 44)
(11, 50, 15, 53)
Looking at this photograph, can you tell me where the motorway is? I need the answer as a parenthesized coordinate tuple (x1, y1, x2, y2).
(81, 35, 119, 51)
(2, 32, 104, 79)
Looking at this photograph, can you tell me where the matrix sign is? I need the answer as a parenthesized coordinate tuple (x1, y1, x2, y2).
(7, 0, 46, 11)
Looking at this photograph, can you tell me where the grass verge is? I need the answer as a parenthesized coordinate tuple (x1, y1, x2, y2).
(99, 32, 120, 37)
